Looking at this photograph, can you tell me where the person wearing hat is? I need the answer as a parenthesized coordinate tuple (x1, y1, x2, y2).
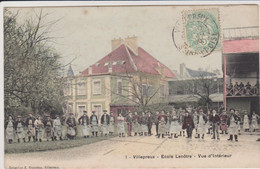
(34, 115, 44, 142)
(140, 112, 148, 136)
(157, 110, 168, 138)
(66, 113, 77, 139)
(26, 112, 36, 142)
(108, 111, 116, 136)
(126, 112, 134, 137)
(44, 115, 54, 141)
(209, 109, 221, 140)
(5, 115, 15, 144)
(195, 109, 208, 139)
(101, 110, 110, 137)
(53, 115, 63, 140)
(220, 110, 228, 134)
(242, 111, 250, 132)
(90, 111, 99, 137)
(182, 111, 195, 139)
(227, 108, 241, 141)
(78, 111, 90, 138)
(117, 113, 126, 137)
(15, 115, 26, 143)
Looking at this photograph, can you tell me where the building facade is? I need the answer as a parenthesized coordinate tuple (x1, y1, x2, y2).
(64, 37, 176, 120)
(223, 26, 259, 115)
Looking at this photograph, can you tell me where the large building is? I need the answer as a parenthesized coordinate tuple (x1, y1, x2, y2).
(64, 37, 176, 120)
(223, 26, 259, 115)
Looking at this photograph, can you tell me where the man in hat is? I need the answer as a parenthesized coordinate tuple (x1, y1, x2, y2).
(220, 110, 228, 134)
(109, 111, 116, 136)
(34, 115, 44, 142)
(209, 109, 220, 140)
(26, 112, 36, 142)
(44, 114, 54, 141)
(53, 115, 63, 140)
(101, 110, 110, 137)
(227, 108, 241, 141)
(66, 113, 77, 139)
(15, 115, 26, 143)
(126, 112, 133, 137)
(5, 115, 15, 144)
(147, 112, 154, 136)
(78, 111, 90, 138)
(90, 111, 99, 137)
(182, 111, 195, 139)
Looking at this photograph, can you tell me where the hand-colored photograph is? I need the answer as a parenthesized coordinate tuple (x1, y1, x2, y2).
(2, 3, 260, 168)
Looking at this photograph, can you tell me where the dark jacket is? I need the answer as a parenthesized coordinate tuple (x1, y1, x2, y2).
(197, 114, 208, 124)
(133, 115, 140, 124)
(26, 116, 36, 127)
(15, 120, 25, 130)
(78, 115, 89, 125)
(101, 114, 110, 125)
(147, 115, 154, 127)
(140, 115, 148, 125)
(90, 115, 99, 124)
(65, 117, 76, 127)
(158, 114, 168, 123)
(182, 115, 195, 129)
(44, 119, 53, 127)
(209, 114, 220, 124)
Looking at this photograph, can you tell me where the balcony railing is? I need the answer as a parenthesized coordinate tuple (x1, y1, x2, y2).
(226, 85, 259, 97)
(223, 26, 259, 40)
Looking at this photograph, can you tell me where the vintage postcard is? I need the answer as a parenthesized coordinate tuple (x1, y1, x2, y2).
(1, 2, 260, 169)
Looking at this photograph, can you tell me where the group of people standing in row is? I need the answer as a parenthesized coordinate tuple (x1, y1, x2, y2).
(5, 108, 260, 144)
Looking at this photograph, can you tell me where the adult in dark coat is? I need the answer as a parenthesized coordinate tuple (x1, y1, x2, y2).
(154, 111, 160, 136)
(147, 112, 154, 136)
(78, 111, 90, 138)
(26, 112, 36, 142)
(209, 109, 220, 140)
(90, 111, 99, 137)
(182, 111, 195, 138)
(126, 112, 134, 136)
(101, 110, 110, 136)
(227, 109, 241, 141)
(65, 113, 77, 139)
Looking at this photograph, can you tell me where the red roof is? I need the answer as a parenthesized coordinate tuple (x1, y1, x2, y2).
(81, 44, 176, 78)
(223, 39, 259, 54)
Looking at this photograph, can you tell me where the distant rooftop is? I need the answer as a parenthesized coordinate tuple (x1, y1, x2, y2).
(223, 26, 259, 40)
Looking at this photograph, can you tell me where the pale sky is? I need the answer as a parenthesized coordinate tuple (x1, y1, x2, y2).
(9, 5, 259, 75)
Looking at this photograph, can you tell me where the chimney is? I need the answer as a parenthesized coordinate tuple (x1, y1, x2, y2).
(124, 36, 138, 55)
(180, 63, 185, 76)
(111, 38, 123, 50)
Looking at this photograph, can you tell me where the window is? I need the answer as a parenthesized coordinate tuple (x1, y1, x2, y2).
(142, 84, 153, 96)
(77, 79, 86, 95)
(64, 81, 71, 96)
(77, 105, 86, 118)
(93, 80, 101, 95)
(117, 79, 122, 95)
(160, 84, 166, 97)
(92, 104, 102, 120)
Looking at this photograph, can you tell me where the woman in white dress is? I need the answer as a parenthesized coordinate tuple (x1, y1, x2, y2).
(195, 109, 207, 139)
(34, 116, 44, 142)
(15, 115, 26, 143)
(169, 110, 181, 138)
(251, 112, 259, 132)
(243, 111, 250, 132)
(5, 115, 15, 144)
(117, 113, 125, 137)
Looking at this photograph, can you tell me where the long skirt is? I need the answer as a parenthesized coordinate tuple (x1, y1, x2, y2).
(54, 126, 62, 137)
(158, 123, 166, 135)
(17, 127, 25, 139)
(118, 122, 125, 133)
(141, 124, 148, 132)
(243, 119, 250, 129)
(45, 127, 53, 139)
(251, 119, 259, 130)
(102, 124, 109, 134)
(27, 125, 36, 137)
(109, 124, 115, 133)
(67, 127, 76, 137)
(92, 124, 98, 132)
(170, 121, 181, 134)
(6, 126, 14, 140)
(220, 122, 228, 131)
(197, 123, 206, 135)
(82, 125, 90, 136)
(132, 123, 140, 133)
(36, 127, 43, 139)
(228, 123, 239, 135)
(166, 122, 171, 132)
